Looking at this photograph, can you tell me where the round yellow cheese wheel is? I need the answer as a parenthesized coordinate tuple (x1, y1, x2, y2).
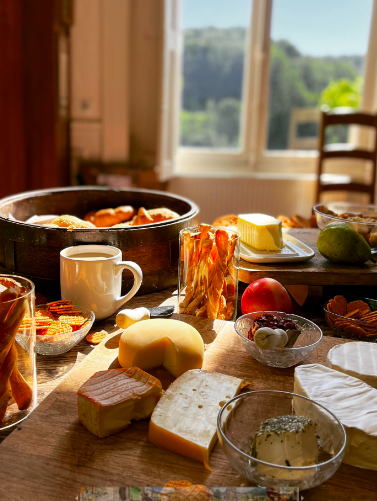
(118, 318, 204, 378)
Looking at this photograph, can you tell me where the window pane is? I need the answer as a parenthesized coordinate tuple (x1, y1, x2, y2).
(180, 0, 252, 149)
(266, 0, 373, 151)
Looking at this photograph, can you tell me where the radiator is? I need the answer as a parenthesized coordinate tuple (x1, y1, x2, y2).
(168, 175, 368, 224)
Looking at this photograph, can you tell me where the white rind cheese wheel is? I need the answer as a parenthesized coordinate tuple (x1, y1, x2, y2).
(118, 318, 204, 378)
(294, 363, 377, 471)
(327, 342, 377, 389)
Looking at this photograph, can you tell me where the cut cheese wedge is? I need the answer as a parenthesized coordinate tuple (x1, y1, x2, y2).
(294, 364, 377, 470)
(77, 367, 162, 438)
(149, 369, 243, 469)
(118, 319, 204, 378)
(327, 342, 377, 389)
(237, 213, 283, 251)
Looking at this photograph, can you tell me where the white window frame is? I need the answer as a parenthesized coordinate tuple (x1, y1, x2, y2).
(173, 0, 377, 177)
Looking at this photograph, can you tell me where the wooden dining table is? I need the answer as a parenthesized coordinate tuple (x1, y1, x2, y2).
(0, 279, 376, 501)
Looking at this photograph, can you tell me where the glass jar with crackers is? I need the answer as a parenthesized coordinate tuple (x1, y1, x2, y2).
(0, 275, 36, 431)
(178, 225, 240, 320)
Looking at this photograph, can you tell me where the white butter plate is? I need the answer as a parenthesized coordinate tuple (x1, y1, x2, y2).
(240, 232, 315, 263)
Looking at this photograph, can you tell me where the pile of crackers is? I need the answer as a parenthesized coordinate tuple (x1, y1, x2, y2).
(325, 295, 377, 340)
(20, 300, 89, 339)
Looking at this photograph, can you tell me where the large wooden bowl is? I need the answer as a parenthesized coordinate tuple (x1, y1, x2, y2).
(0, 186, 199, 297)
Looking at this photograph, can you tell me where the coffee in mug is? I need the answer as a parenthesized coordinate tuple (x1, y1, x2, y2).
(60, 245, 143, 320)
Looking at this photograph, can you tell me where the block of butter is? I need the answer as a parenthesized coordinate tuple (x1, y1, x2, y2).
(77, 367, 162, 438)
(237, 213, 283, 251)
(149, 369, 243, 469)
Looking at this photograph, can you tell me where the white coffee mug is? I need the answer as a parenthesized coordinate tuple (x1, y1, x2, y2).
(60, 245, 143, 320)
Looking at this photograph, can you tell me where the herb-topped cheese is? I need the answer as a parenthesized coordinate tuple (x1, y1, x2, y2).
(253, 415, 320, 467)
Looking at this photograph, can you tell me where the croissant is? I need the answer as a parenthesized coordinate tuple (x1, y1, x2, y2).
(131, 207, 179, 226)
(51, 215, 96, 230)
(84, 206, 136, 227)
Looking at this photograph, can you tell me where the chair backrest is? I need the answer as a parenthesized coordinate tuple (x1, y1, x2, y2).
(315, 106, 377, 204)
(288, 107, 321, 150)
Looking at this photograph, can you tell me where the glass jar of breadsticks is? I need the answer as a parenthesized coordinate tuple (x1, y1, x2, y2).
(0, 275, 36, 431)
(178, 225, 240, 320)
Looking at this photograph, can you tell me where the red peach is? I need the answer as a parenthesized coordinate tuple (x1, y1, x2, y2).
(241, 278, 292, 314)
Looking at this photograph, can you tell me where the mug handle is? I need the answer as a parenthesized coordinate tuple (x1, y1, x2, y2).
(114, 261, 143, 309)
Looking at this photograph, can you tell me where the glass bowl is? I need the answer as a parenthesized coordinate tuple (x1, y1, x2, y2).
(324, 295, 377, 342)
(217, 390, 346, 490)
(313, 202, 377, 247)
(234, 312, 322, 368)
(17, 304, 95, 355)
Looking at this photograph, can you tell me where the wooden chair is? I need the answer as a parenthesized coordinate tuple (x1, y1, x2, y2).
(315, 107, 377, 203)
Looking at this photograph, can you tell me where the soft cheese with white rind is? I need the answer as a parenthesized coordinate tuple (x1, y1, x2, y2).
(327, 342, 377, 389)
(118, 319, 204, 378)
(237, 213, 283, 251)
(149, 369, 243, 469)
(294, 364, 377, 470)
(77, 367, 162, 438)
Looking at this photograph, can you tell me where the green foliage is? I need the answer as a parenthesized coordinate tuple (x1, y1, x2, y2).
(319, 77, 363, 108)
(130, 487, 141, 499)
(180, 27, 364, 149)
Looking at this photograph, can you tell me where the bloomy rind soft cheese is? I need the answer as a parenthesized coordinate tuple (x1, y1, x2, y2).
(294, 364, 377, 471)
(327, 342, 377, 389)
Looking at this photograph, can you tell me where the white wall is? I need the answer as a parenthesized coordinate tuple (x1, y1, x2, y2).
(168, 174, 368, 223)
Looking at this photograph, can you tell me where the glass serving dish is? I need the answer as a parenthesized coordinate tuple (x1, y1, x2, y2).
(217, 390, 346, 491)
(313, 202, 377, 247)
(234, 312, 322, 368)
(0, 275, 37, 431)
(178, 225, 240, 321)
(324, 295, 377, 342)
(16, 304, 95, 355)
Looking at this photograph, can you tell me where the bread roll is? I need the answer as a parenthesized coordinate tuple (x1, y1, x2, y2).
(51, 215, 96, 230)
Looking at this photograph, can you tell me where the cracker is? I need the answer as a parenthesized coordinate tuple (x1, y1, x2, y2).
(46, 321, 73, 336)
(347, 300, 369, 313)
(333, 295, 348, 315)
(344, 325, 367, 338)
(86, 330, 107, 345)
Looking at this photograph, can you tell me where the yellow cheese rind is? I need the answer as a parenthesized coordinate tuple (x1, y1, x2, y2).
(148, 369, 243, 469)
(77, 367, 162, 438)
(118, 319, 204, 378)
(237, 213, 283, 251)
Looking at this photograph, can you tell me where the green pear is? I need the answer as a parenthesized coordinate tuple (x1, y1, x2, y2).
(317, 222, 371, 264)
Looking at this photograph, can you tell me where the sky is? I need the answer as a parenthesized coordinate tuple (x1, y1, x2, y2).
(182, 0, 374, 56)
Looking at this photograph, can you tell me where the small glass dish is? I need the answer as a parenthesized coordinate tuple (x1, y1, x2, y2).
(17, 304, 95, 355)
(234, 312, 322, 368)
(324, 295, 377, 342)
(313, 202, 377, 247)
(217, 390, 346, 491)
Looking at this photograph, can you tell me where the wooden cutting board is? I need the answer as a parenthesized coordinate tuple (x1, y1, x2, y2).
(0, 315, 376, 501)
(239, 229, 377, 286)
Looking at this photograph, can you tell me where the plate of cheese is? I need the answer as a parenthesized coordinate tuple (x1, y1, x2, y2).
(236, 214, 315, 263)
